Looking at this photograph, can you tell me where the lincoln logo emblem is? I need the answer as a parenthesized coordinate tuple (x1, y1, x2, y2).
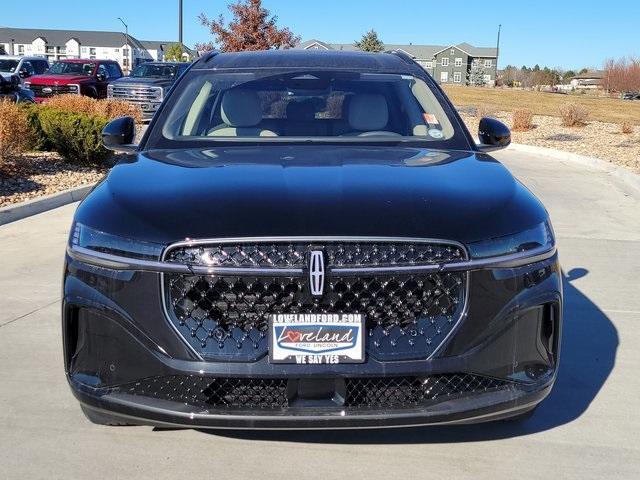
(309, 250, 325, 296)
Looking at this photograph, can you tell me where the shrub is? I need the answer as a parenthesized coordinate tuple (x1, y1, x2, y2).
(621, 122, 633, 134)
(44, 94, 143, 123)
(45, 94, 96, 114)
(0, 99, 33, 168)
(559, 102, 588, 127)
(96, 98, 143, 124)
(38, 108, 112, 165)
(20, 104, 52, 151)
(476, 104, 497, 118)
(511, 109, 534, 131)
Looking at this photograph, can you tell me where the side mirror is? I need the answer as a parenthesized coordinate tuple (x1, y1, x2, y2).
(102, 116, 137, 154)
(477, 117, 511, 152)
(18, 68, 30, 78)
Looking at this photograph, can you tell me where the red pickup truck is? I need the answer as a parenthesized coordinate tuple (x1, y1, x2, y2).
(25, 59, 123, 102)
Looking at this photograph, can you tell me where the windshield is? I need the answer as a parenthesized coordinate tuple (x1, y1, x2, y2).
(131, 64, 180, 78)
(149, 69, 464, 148)
(0, 60, 19, 73)
(48, 62, 95, 76)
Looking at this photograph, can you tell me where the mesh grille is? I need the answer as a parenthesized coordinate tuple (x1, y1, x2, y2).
(166, 241, 464, 268)
(124, 375, 288, 409)
(163, 241, 467, 361)
(344, 374, 508, 408)
(121, 374, 509, 410)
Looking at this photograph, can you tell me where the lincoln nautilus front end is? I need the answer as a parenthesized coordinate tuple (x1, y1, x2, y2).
(63, 49, 562, 429)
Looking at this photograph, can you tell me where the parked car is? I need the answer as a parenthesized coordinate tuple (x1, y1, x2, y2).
(0, 55, 49, 84)
(24, 59, 122, 102)
(65, 50, 562, 429)
(622, 92, 640, 100)
(0, 74, 35, 103)
(108, 62, 190, 120)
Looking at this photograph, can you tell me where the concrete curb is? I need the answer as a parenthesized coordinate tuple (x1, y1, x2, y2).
(0, 183, 94, 226)
(507, 143, 640, 192)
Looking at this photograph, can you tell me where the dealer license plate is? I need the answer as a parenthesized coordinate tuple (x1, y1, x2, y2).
(269, 313, 365, 364)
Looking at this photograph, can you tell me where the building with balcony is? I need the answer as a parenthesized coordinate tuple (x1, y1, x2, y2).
(0, 27, 187, 73)
(296, 39, 498, 86)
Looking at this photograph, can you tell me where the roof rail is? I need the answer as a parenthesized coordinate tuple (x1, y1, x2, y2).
(193, 50, 220, 67)
(385, 49, 419, 67)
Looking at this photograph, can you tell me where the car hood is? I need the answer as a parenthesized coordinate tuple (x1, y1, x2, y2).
(76, 145, 548, 247)
(112, 77, 174, 86)
(28, 74, 92, 85)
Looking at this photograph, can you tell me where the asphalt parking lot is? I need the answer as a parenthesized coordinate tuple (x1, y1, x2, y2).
(1, 149, 639, 479)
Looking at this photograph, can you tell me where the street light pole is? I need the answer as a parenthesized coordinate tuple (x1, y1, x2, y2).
(496, 24, 502, 70)
(178, 0, 183, 48)
(117, 17, 129, 73)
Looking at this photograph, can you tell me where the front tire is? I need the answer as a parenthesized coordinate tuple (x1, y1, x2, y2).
(80, 405, 132, 426)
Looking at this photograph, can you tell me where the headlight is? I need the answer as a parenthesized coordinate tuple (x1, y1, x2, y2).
(67, 84, 80, 94)
(467, 221, 555, 259)
(70, 222, 164, 260)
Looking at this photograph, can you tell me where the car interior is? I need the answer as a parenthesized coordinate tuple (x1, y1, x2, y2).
(168, 71, 454, 140)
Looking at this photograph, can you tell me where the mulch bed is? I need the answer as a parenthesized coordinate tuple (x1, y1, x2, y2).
(0, 152, 107, 207)
(460, 112, 640, 173)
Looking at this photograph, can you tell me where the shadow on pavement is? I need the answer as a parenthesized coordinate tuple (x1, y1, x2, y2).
(184, 268, 618, 444)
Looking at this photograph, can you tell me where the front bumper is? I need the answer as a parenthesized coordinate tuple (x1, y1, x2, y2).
(72, 375, 553, 429)
(63, 252, 562, 429)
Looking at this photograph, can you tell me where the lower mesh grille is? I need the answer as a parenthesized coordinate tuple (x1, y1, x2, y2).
(120, 374, 509, 410)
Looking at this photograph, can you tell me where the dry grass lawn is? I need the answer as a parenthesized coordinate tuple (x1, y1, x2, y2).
(443, 86, 640, 125)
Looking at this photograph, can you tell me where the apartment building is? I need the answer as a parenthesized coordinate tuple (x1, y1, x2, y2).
(297, 39, 498, 86)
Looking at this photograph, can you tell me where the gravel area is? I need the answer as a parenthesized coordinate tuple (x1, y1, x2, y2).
(0, 152, 106, 207)
(460, 111, 640, 173)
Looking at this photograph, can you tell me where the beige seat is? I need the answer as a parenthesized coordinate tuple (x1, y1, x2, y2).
(208, 89, 277, 137)
(341, 93, 400, 136)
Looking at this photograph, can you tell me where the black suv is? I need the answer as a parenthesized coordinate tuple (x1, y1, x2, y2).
(64, 50, 562, 429)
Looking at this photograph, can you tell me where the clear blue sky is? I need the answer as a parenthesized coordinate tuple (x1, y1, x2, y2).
(2, 0, 638, 69)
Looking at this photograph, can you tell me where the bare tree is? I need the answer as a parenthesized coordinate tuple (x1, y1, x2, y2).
(603, 57, 640, 92)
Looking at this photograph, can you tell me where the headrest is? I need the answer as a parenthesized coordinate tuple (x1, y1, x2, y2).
(348, 94, 389, 131)
(221, 89, 262, 127)
(286, 100, 316, 122)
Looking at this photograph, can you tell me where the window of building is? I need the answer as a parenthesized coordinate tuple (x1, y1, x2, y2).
(123, 48, 130, 57)
(46, 46, 55, 53)
(82, 47, 87, 53)
(425, 61, 433, 69)
(483, 74, 492, 83)
(115, 48, 119, 53)
(441, 57, 449, 67)
(454, 57, 462, 67)
(18, 45, 24, 54)
(123, 57, 129, 67)
(450, 48, 455, 55)
(440, 71, 448, 82)
(453, 72, 462, 83)
(484, 59, 492, 68)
